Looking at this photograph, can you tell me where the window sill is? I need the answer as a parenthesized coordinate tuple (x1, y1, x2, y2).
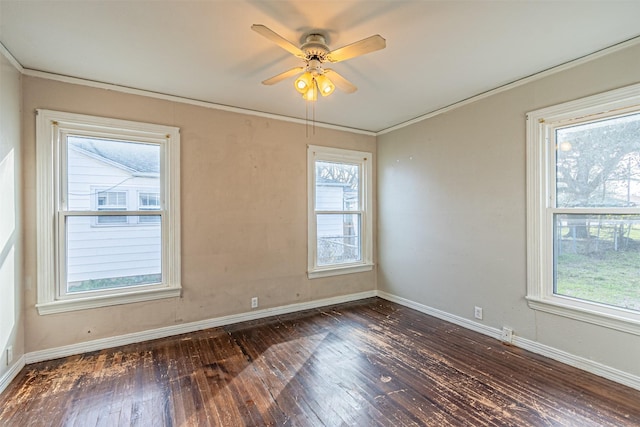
(36, 286, 181, 315)
(308, 263, 374, 279)
(526, 296, 640, 336)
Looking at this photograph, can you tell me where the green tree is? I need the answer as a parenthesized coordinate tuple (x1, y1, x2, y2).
(316, 161, 358, 188)
(556, 114, 640, 239)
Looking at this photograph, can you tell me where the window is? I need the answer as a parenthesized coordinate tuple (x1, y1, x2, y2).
(138, 192, 161, 223)
(526, 83, 640, 334)
(96, 190, 128, 224)
(308, 145, 373, 278)
(36, 110, 181, 314)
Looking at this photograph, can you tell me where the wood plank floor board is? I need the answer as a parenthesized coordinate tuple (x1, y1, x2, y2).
(362, 308, 604, 425)
(347, 304, 605, 426)
(1, 298, 639, 426)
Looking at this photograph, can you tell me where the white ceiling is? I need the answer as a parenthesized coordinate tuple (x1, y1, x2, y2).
(1, 1, 639, 133)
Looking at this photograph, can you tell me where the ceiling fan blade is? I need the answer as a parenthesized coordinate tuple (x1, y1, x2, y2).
(251, 24, 305, 59)
(324, 69, 357, 93)
(326, 35, 386, 63)
(262, 67, 305, 85)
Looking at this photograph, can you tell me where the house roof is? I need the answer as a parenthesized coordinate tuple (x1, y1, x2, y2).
(69, 137, 159, 174)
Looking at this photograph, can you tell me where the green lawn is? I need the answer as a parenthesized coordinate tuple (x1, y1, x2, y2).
(68, 273, 162, 293)
(556, 250, 640, 311)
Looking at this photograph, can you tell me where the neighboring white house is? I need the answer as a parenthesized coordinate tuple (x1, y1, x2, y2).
(315, 179, 359, 265)
(65, 137, 162, 291)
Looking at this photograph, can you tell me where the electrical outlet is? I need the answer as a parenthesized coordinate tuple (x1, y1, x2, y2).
(6, 346, 13, 365)
(474, 306, 483, 320)
(501, 327, 514, 344)
(251, 297, 258, 309)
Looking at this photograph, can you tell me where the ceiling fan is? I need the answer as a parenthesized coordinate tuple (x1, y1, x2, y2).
(251, 24, 386, 101)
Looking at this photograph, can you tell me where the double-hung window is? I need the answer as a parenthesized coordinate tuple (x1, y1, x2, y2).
(307, 145, 373, 278)
(526, 83, 640, 334)
(36, 110, 181, 314)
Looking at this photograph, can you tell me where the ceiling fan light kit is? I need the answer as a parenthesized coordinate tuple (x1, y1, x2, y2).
(315, 74, 335, 96)
(302, 82, 318, 101)
(252, 24, 385, 102)
(294, 69, 335, 100)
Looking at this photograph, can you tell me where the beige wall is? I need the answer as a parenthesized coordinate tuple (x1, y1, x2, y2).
(0, 52, 23, 380)
(14, 38, 640, 383)
(22, 76, 376, 352)
(378, 43, 640, 376)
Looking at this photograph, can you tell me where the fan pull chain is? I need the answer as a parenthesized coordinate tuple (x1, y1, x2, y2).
(304, 100, 317, 138)
(306, 100, 309, 138)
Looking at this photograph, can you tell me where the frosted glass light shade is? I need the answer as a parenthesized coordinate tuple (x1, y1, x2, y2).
(315, 74, 335, 96)
(302, 83, 318, 101)
(294, 72, 313, 94)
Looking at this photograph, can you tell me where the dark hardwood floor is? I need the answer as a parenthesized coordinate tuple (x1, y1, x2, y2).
(1, 298, 639, 426)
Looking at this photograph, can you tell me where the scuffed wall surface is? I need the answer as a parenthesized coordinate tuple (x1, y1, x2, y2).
(377, 43, 640, 376)
(22, 77, 376, 352)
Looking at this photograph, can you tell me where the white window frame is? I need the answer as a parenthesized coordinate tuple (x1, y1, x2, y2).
(526, 83, 640, 335)
(307, 145, 373, 278)
(36, 109, 181, 314)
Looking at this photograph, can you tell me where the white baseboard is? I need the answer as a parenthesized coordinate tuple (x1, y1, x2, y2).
(19, 289, 640, 393)
(0, 356, 26, 395)
(376, 290, 640, 392)
(512, 335, 640, 392)
(25, 290, 376, 364)
(377, 291, 503, 340)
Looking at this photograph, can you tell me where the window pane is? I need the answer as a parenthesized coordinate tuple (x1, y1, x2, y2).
(316, 213, 361, 266)
(66, 215, 162, 293)
(96, 190, 128, 224)
(315, 161, 359, 211)
(554, 214, 640, 312)
(139, 214, 161, 224)
(67, 136, 160, 211)
(556, 113, 640, 208)
(139, 192, 161, 223)
(96, 214, 128, 225)
(139, 192, 160, 208)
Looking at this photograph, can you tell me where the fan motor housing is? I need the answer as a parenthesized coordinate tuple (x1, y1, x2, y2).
(301, 34, 330, 60)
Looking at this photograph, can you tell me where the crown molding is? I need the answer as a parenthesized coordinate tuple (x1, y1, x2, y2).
(377, 35, 640, 135)
(0, 42, 24, 73)
(6, 34, 640, 137)
(21, 68, 376, 136)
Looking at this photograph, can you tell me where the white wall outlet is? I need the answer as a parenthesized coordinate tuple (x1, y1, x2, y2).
(474, 306, 483, 320)
(6, 346, 13, 365)
(501, 327, 514, 344)
(251, 297, 258, 309)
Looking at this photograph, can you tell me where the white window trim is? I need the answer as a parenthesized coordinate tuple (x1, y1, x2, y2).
(526, 82, 640, 335)
(307, 145, 374, 279)
(35, 109, 181, 315)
